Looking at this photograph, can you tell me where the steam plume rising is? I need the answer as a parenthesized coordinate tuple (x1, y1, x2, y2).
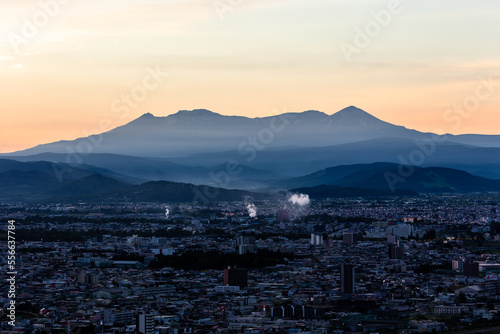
(246, 203, 257, 218)
(288, 193, 310, 206)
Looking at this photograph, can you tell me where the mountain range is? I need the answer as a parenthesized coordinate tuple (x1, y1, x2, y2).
(2, 106, 500, 202)
(1, 158, 500, 203)
(7, 106, 500, 159)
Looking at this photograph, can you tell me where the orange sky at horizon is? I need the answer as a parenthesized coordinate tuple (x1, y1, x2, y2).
(1, 0, 499, 153)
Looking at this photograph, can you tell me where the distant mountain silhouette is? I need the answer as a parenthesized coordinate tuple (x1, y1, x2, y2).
(2, 158, 500, 202)
(0, 170, 61, 201)
(0, 159, 138, 201)
(282, 163, 500, 193)
(2, 106, 500, 199)
(290, 185, 417, 199)
(165, 137, 500, 179)
(1, 154, 280, 188)
(0, 158, 142, 184)
(43, 174, 128, 198)
(6, 106, 500, 159)
(108, 181, 269, 203)
(0, 159, 271, 202)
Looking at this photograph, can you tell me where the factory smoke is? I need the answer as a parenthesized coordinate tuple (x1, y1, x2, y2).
(165, 207, 170, 219)
(288, 193, 310, 206)
(246, 203, 257, 218)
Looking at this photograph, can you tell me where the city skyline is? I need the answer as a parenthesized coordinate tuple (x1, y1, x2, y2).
(1, 0, 499, 153)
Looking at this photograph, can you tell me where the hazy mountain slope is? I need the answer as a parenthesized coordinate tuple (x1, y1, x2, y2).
(332, 166, 500, 193)
(2, 154, 280, 187)
(174, 137, 500, 178)
(3, 106, 450, 157)
(2, 106, 499, 188)
(107, 181, 270, 203)
(0, 158, 142, 184)
(0, 168, 270, 203)
(43, 174, 129, 198)
(0, 170, 61, 201)
(276, 163, 398, 189)
(290, 185, 417, 199)
(282, 163, 500, 193)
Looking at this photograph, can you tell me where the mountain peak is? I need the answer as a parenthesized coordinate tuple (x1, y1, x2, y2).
(303, 109, 324, 114)
(302, 110, 328, 116)
(173, 109, 219, 117)
(139, 112, 155, 119)
(335, 106, 370, 116)
(329, 106, 391, 129)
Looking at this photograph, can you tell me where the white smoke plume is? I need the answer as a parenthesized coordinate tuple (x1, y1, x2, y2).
(246, 203, 257, 218)
(165, 207, 170, 219)
(288, 193, 310, 206)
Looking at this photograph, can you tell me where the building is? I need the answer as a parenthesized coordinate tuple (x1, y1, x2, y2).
(277, 209, 290, 222)
(215, 285, 240, 293)
(78, 271, 88, 284)
(387, 234, 398, 245)
(411, 320, 447, 333)
(224, 266, 248, 289)
(452, 259, 464, 271)
(310, 233, 324, 246)
(388, 244, 403, 259)
(78, 272, 99, 285)
(386, 223, 414, 238)
(137, 313, 155, 334)
(239, 244, 255, 255)
(464, 259, 479, 277)
(236, 235, 255, 246)
(235, 235, 256, 255)
(479, 263, 500, 274)
(434, 305, 469, 316)
(103, 309, 135, 325)
(343, 233, 357, 245)
(341, 263, 355, 294)
(454, 285, 489, 298)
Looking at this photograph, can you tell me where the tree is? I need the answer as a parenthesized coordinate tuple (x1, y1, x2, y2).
(422, 229, 437, 240)
(457, 292, 467, 304)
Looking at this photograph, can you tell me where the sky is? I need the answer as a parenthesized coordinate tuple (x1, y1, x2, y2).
(0, 0, 499, 153)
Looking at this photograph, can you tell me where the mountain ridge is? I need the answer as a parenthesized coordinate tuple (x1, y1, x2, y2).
(8, 106, 497, 158)
(4, 106, 500, 159)
(2, 106, 499, 183)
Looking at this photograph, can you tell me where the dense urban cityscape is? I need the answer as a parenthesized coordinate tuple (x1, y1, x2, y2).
(2, 194, 500, 333)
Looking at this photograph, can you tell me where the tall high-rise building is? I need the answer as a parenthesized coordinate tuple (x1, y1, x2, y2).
(464, 259, 479, 277)
(277, 209, 290, 222)
(452, 259, 464, 271)
(388, 244, 403, 259)
(78, 271, 99, 285)
(235, 235, 256, 255)
(387, 234, 399, 245)
(340, 263, 355, 294)
(136, 313, 154, 334)
(224, 266, 248, 288)
(310, 233, 324, 246)
(343, 233, 357, 245)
